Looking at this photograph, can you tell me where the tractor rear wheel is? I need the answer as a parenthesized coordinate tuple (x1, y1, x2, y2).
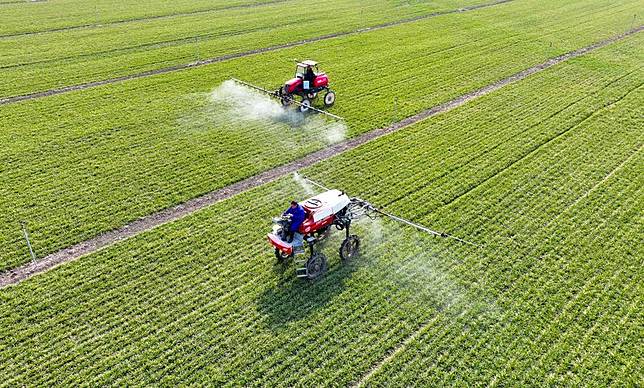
(275, 248, 291, 262)
(339, 235, 360, 261)
(323, 91, 336, 107)
(299, 98, 311, 113)
(305, 252, 327, 280)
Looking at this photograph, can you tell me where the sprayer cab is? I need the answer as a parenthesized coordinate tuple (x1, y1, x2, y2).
(291, 61, 329, 91)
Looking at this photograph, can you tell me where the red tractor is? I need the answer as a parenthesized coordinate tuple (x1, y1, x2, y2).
(276, 60, 336, 112)
(232, 60, 336, 114)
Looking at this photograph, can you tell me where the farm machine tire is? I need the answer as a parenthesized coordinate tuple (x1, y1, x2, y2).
(281, 97, 291, 106)
(305, 252, 327, 280)
(324, 91, 336, 107)
(299, 98, 312, 113)
(339, 235, 360, 261)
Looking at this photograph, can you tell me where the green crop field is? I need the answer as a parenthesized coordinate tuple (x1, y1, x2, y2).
(1, 0, 641, 271)
(0, 0, 642, 385)
(1, 0, 497, 97)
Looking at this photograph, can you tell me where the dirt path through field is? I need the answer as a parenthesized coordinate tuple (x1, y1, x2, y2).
(0, 26, 640, 288)
(0, 0, 513, 105)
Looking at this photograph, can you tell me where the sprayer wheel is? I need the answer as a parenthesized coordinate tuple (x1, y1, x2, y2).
(305, 252, 327, 280)
(324, 91, 336, 107)
(339, 235, 360, 261)
(299, 98, 311, 113)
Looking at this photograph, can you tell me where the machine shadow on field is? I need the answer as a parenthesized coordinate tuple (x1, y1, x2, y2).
(256, 218, 413, 328)
(256, 217, 396, 328)
(257, 253, 361, 329)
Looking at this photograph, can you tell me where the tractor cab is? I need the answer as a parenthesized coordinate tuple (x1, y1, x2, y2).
(292, 60, 329, 90)
(295, 60, 320, 81)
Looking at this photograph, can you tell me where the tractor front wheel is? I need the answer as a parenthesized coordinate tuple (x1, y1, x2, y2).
(339, 235, 360, 261)
(299, 98, 311, 113)
(305, 252, 327, 280)
(323, 91, 336, 107)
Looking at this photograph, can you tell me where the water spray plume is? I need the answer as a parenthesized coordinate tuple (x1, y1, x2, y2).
(209, 81, 348, 144)
(293, 172, 315, 195)
(211, 80, 285, 122)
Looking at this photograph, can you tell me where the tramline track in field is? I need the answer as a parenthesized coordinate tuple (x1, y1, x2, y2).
(0, 26, 640, 287)
(0, 0, 514, 105)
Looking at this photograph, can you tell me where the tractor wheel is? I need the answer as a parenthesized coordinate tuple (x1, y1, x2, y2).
(323, 91, 336, 107)
(281, 95, 292, 106)
(339, 235, 360, 261)
(274, 248, 291, 262)
(299, 98, 311, 113)
(305, 252, 327, 280)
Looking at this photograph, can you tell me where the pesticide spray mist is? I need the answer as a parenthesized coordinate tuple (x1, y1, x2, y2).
(292, 172, 315, 196)
(211, 80, 286, 122)
(206, 80, 348, 144)
(339, 214, 499, 319)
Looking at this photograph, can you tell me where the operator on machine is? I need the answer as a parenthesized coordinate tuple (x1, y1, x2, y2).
(283, 200, 306, 254)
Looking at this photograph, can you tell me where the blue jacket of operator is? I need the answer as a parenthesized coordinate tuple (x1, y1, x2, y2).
(283, 203, 306, 233)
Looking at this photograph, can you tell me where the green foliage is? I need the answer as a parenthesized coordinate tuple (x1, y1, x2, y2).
(0, 0, 283, 35)
(0, 0, 491, 97)
(0, 36, 641, 385)
(0, 0, 641, 270)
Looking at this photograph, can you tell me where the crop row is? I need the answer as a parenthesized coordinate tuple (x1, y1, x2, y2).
(1, 0, 640, 270)
(305, 34, 643, 231)
(0, 38, 641, 385)
(0, 0, 497, 97)
(0, 0, 283, 36)
(1, 0, 640, 98)
(365, 150, 642, 385)
(308, 38, 643, 385)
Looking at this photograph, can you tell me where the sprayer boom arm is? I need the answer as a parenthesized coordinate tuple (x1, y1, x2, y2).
(230, 78, 343, 120)
(300, 175, 479, 247)
(374, 210, 445, 237)
(230, 78, 277, 96)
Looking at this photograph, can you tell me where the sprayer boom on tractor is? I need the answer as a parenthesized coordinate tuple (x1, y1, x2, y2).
(268, 177, 478, 280)
(231, 60, 338, 117)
